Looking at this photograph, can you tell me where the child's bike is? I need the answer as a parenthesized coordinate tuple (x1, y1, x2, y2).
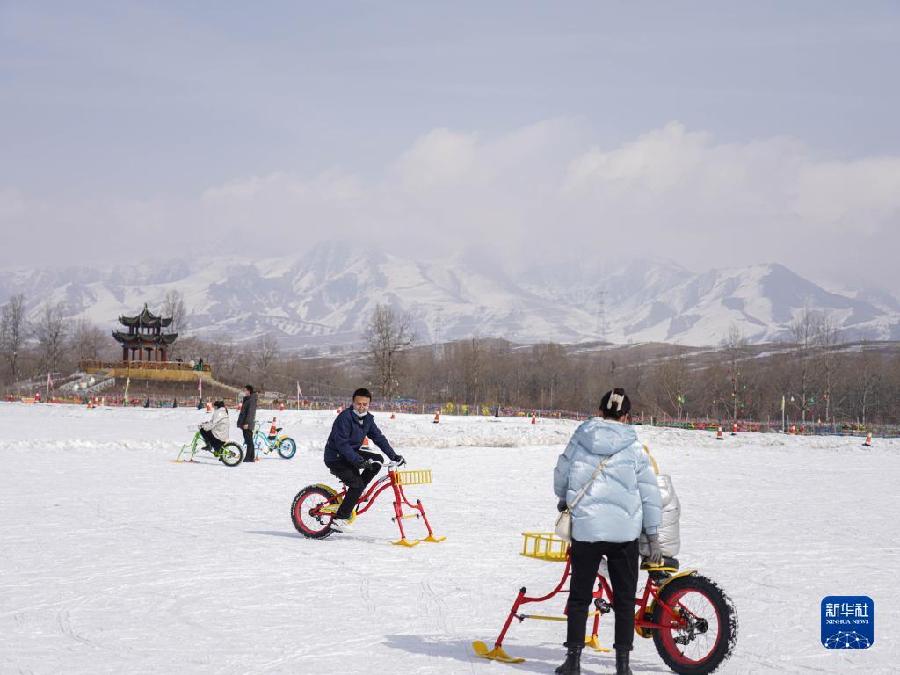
(253, 419, 297, 459)
(473, 532, 737, 674)
(290, 460, 445, 546)
(175, 428, 244, 467)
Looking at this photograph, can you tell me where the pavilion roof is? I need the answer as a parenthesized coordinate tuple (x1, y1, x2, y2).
(118, 303, 173, 328)
(112, 331, 179, 345)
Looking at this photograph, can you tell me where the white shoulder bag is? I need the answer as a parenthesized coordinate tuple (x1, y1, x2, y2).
(554, 456, 609, 542)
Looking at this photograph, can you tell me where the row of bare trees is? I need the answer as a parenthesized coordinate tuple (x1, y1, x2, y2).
(0, 293, 187, 386)
(0, 295, 109, 382)
(2, 296, 897, 425)
(358, 306, 898, 425)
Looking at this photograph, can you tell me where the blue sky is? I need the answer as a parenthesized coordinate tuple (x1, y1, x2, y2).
(2, 1, 899, 289)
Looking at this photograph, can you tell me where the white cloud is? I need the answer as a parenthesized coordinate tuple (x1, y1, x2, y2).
(3, 121, 900, 289)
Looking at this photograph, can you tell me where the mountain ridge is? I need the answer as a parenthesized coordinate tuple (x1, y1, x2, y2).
(1, 245, 897, 348)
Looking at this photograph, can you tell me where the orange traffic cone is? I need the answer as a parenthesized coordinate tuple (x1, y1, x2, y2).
(716, 426, 723, 440)
(789, 424, 797, 434)
(433, 411, 440, 424)
(390, 412, 396, 420)
(863, 432, 873, 447)
(531, 413, 537, 425)
(279, 402, 285, 411)
(730, 423, 738, 436)
(205, 400, 212, 412)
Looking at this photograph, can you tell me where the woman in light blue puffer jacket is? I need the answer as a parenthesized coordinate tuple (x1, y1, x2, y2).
(553, 388, 662, 675)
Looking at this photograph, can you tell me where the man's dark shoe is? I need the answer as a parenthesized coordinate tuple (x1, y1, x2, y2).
(555, 643, 582, 674)
(615, 648, 633, 675)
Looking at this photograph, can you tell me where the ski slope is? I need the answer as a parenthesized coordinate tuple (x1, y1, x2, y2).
(1, 403, 897, 674)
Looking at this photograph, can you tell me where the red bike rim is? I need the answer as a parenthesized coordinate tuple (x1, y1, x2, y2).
(658, 585, 722, 665)
(293, 491, 332, 535)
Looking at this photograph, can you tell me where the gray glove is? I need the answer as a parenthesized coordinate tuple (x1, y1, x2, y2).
(645, 533, 662, 564)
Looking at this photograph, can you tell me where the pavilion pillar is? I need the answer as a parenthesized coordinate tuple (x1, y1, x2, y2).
(122, 345, 128, 362)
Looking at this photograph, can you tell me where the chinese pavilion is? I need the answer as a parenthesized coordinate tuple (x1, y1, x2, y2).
(113, 303, 178, 363)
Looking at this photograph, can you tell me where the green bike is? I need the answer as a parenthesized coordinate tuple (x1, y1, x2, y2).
(175, 428, 244, 467)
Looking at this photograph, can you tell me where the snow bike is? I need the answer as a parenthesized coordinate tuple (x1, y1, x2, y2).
(290, 460, 446, 546)
(253, 419, 297, 459)
(175, 428, 244, 467)
(473, 532, 737, 674)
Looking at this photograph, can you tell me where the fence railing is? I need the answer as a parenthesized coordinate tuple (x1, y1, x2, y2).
(79, 360, 212, 373)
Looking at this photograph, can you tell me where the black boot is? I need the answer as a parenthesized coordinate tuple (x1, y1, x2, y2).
(615, 648, 633, 675)
(555, 644, 582, 675)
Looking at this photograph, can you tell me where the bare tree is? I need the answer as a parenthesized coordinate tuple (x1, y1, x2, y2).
(815, 313, 841, 421)
(365, 304, 414, 400)
(789, 305, 821, 423)
(161, 290, 188, 333)
(655, 356, 689, 420)
(721, 324, 749, 422)
(72, 318, 106, 364)
(0, 294, 27, 382)
(33, 302, 68, 375)
(254, 333, 280, 389)
(854, 344, 881, 426)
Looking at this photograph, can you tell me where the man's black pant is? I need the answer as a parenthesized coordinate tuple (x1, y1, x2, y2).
(566, 538, 639, 651)
(242, 427, 256, 461)
(199, 429, 224, 452)
(326, 450, 383, 519)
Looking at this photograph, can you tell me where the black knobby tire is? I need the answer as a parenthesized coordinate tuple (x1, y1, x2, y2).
(291, 485, 337, 539)
(219, 442, 244, 467)
(278, 437, 297, 459)
(651, 574, 738, 674)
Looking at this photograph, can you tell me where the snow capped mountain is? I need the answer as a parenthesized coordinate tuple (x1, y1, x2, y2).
(0, 245, 897, 348)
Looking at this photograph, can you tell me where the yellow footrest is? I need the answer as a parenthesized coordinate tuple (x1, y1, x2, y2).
(472, 641, 525, 664)
(392, 538, 420, 547)
(421, 534, 446, 543)
(585, 635, 611, 652)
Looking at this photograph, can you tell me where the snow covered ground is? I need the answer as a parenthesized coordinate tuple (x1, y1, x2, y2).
(1, 403, 898, 674)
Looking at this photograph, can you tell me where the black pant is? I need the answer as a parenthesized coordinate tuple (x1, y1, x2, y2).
(242, 427, 255, 461)
(326, 450, 383, 519)
(199, 429, 224, 452)
(566, 538, 639, 651)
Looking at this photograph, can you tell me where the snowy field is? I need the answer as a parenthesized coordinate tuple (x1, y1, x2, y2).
(1, 402, 898, 674)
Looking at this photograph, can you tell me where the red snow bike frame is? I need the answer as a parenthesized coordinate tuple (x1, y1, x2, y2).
(304, 463, 446, 546)
(473, 532, 735, 672)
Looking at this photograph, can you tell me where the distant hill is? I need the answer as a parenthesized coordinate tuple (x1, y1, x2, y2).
(1, 243, 897, 348)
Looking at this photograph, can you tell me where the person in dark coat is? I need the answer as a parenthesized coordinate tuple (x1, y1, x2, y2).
(324, 387, 404, 532)
(236, 385, 258, 463)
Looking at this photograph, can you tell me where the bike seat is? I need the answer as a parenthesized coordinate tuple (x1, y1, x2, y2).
(641, 556, 679, 573)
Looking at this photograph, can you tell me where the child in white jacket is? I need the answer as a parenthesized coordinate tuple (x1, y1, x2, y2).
(199, 400, 229, 454)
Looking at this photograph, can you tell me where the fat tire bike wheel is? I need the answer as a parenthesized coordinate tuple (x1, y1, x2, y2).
(218, 442, 244, 467)
(291, 484, 338, 539)
(651, 574, 737, 674)
(277, 438, 297, 459)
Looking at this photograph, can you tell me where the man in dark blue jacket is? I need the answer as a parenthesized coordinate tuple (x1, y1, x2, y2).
(324, 388, 404, 531)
